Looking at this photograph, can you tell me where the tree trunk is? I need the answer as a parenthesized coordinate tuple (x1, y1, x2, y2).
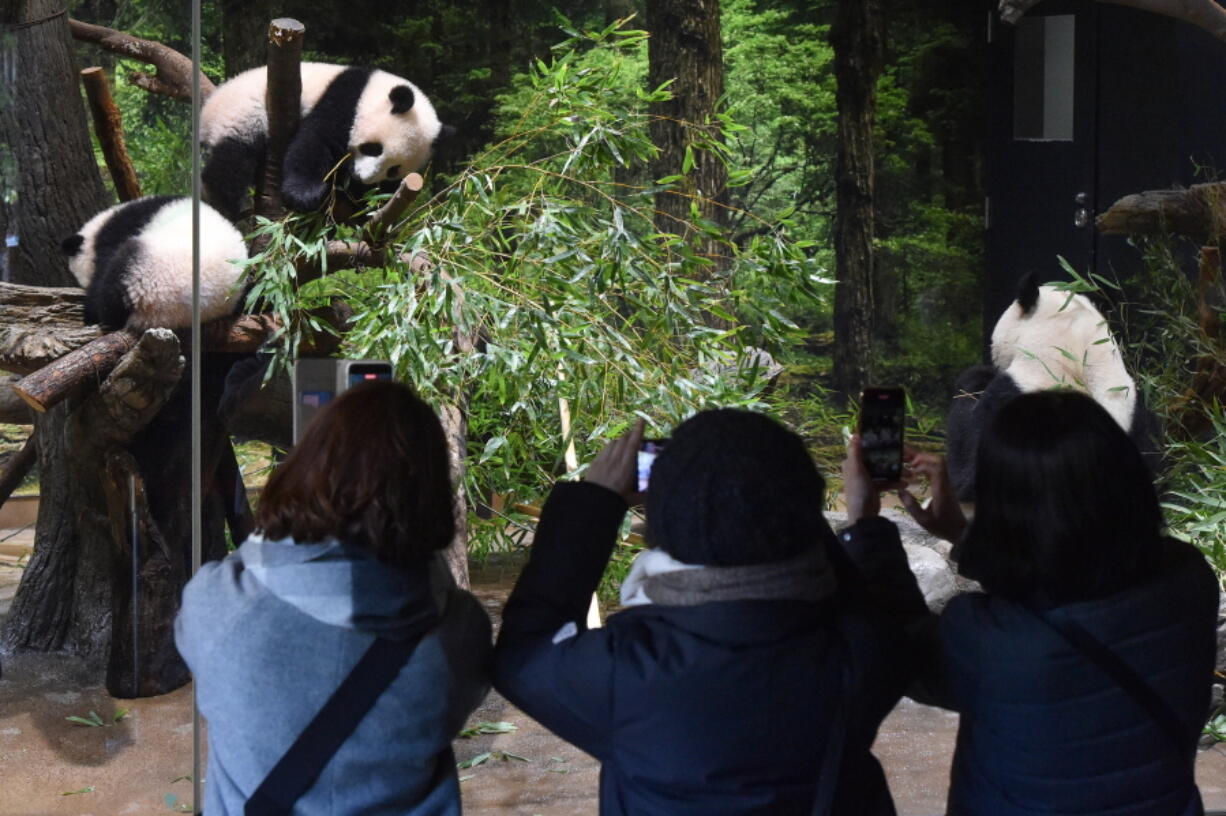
(0, 0, 110, 286)
(646, 0, 728, 245)
(0, 7, 238, 696)
(830, 0, 885, 399)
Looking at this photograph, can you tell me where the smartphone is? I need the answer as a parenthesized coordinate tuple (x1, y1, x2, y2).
(859, 387, 905, 483)
(637, 439, 668, 492)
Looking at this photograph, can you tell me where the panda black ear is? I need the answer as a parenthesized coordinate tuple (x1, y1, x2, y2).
(61, 234, 85, 257)
(433, 124, 456, 146)
(1016, 272, 1040, 315)
(389, 85, 415, 114)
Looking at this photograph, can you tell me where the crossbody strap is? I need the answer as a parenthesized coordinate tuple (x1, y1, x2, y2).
(1029, 607, 1190, 760)
(244, 632, 428, 816)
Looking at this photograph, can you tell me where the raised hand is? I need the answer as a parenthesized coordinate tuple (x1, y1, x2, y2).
(584, 418, 646, 505)
(897, 447, 967, 543)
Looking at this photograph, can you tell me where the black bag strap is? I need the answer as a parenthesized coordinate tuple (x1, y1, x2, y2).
(244, 632, 427, 816)
(1028, 606, 1189, 760)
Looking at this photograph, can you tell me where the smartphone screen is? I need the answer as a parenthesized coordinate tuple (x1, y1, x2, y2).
(637, 439, 667, 492)
(859, 388, 905, 483)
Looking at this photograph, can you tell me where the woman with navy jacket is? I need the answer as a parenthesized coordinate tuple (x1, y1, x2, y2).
(494, 408, 931, 815)
(845, 389, 1217, 815)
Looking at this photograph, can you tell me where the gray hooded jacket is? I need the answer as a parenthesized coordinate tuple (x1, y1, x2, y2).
(175, 535, 491, 815)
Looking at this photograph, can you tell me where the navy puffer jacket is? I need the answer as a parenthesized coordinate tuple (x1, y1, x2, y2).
(494, 484, 928, 816)
(922, 536, 1217, 816)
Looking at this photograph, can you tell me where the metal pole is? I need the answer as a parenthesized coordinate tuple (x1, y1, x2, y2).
(130, 472, 138, 691)
(190, 0, 203, 811)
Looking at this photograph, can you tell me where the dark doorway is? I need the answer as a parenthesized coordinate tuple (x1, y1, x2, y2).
(985, 0, 1097, 330)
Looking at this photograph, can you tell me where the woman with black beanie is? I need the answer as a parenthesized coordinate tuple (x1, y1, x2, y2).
(493, 408, 929, 815)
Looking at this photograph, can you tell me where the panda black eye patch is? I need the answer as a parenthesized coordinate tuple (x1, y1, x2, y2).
(358, 142, 384, 157)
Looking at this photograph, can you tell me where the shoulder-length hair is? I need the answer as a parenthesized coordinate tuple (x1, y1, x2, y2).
(957, 389, 1163, 604)
(255, 380, 455, 570)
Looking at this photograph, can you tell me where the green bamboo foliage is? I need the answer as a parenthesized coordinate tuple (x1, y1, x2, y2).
(243, 20, 825, 552)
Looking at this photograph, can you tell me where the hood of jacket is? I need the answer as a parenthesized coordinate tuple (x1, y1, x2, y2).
(238, 534, 442, 637)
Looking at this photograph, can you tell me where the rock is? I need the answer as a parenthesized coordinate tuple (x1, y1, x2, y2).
(825, 510, 968, 611)
(902, 543, 959, 612)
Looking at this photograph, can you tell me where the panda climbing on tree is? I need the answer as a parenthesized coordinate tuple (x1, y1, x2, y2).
(946, 273, 1160, 500)
(200, 62, 452, 221)
(61, 196, 249, 331)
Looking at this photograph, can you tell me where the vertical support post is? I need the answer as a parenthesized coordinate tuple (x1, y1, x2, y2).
(80, 67, 142, 202)
(256, 18, 305, 222)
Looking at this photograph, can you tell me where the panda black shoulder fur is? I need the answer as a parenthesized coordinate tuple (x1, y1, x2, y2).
(201, 63, 452, 221)
(61, 196, 249, 331)
(945, 273, 1160, 500)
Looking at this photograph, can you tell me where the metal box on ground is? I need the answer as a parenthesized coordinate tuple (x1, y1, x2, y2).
(292, 359, 394, 444)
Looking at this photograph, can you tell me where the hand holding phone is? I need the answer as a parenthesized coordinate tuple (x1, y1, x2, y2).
(859, 387, 905, 484)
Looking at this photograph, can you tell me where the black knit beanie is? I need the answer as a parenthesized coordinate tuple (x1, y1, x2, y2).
(644, 408, 830, 566)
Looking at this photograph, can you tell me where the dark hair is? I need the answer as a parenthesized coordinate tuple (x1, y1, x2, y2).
(255, 381, 454, 569)
(644, 408, 831, 566)
(958, 390, 1163, 603)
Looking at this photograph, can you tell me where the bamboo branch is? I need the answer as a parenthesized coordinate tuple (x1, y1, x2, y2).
(68, 18, 216, 101)
(255, 18, 305, 222)
(363, 173, 426, 244)
(81, 67, 142, 202)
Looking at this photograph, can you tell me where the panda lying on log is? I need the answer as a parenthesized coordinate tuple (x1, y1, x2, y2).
(61, 196, 249, 331)
(946, 273, 1161, 501)
(201, 62, 453, 221)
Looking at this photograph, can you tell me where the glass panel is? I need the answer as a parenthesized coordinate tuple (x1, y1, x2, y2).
(1013, 14, 1076, 141)
(0, 0, 199, 812)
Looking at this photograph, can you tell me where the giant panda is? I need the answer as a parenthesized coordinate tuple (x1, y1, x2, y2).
(946, 273, 1159, 500)
(200, 63, 451, 221)
(61, 196, 249, 331)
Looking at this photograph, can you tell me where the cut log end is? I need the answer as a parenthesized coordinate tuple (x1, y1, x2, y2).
(268, 18, 306, 44)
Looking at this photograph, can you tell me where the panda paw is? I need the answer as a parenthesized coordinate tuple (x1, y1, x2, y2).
(281, 178, 329, 213)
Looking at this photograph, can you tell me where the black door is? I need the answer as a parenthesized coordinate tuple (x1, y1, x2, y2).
(985, 0, 1097, 331)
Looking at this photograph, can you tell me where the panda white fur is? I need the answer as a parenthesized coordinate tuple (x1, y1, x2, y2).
(61, 196, 249, 331)
(946, 274, 1159, 500)
(201, 63, 451, 220)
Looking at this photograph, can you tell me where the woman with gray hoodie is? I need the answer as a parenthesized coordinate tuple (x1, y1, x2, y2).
(176, 381, 491, 815)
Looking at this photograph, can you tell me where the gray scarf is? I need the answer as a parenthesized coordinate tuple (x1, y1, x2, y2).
(620, 544, 836, 607)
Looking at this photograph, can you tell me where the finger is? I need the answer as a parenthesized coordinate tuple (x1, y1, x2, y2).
(898, 488, 928, 521)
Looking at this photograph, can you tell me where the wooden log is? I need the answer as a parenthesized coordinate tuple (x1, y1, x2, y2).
(0, 282, 99, 375)
(294, 241, 433, 287)
(255, 18, 305, 222)
(12, 303, 352, 416)
(0, 430, 38, 511)
(68, 18, 215, 101)
(81, 67, 142, 202)
(13, 331, 140, 413)
(193, 305, 350, 355)
(364, 172, 426, 245)
(1096, 182, 1226, 243)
